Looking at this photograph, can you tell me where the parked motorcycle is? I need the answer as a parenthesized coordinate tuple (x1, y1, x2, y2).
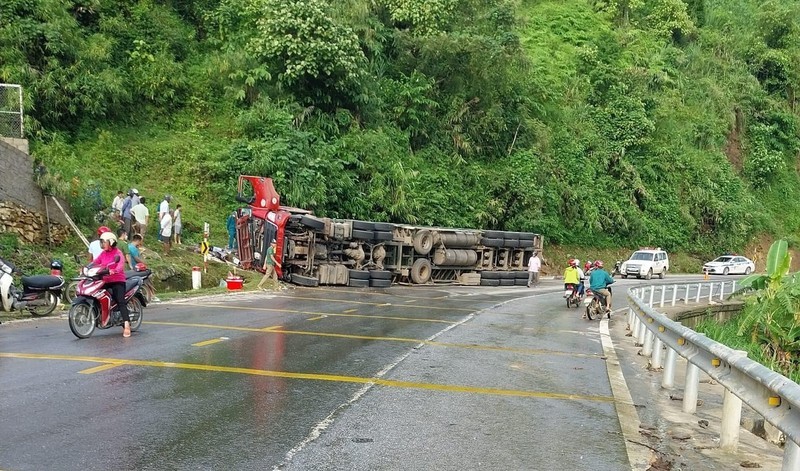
(0, 257, 65, 317)
(585, 286, 613, 320)
(68, 259, 146, 339)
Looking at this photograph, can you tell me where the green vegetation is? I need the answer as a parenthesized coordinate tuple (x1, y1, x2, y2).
(696, 240, 800, 383)
(2, 0, 800, 254)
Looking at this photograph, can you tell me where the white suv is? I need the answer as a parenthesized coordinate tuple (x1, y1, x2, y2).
(620, 248, 669, 280)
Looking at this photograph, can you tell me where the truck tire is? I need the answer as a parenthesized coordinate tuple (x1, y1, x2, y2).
(514, 278, 528, 286)
(352, 229, 373, 240)
(349, 269, 370, 280)
(348, 278, 369, 288)
(518, 239, 534, 247)
(480, 279, 500, 286)
(518, 232, 537, 241)
(499, 279, 515, 286)
(480, 238, 504, 247)
(480, 271, 501, 279)
(369, 279, 392, 288)
(500, 271, 516, 279)
(300, 215, 325, 231)
(515, 271, 530, 279)
(290, 274, 319, 287)
(369, 270, 393, 280)
(484, 230, 504, 239)
(502, 231, 520, 240)
(372, 231, 393, 241)
(412, 230, 433, 255)
(410, 258, 432, 284)
(352, 220, 374, 231)
(373, 222, 395, 231)
(503, 239, 520, 248)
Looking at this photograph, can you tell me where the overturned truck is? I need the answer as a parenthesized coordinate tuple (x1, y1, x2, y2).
(234, 176, 543, 287)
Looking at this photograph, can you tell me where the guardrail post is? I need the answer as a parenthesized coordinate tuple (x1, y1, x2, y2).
(783, 440, 800, 471)
(642, 325, 654, 356)
(720, 350, 748, 451)
(732, 281, 736, 294)
(651, 336, 663, 369)
(671, 286, 677, 306)
(719, 282, 725, 301)
(627, 307, 634, 330)
(637, 317, 647, 346)
(720, 388, 743, 451)
(648, 287, 655, 308)
(708, 283, 714, 303)
(659, 286, 666, 307)
(683, 362, 700, 414)
(685, 284, 690, 305)
(695, 283, 701, 303)
(661, 347, 676, 389)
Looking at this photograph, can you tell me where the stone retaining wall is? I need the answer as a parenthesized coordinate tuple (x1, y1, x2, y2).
(0, 201, 71, 245)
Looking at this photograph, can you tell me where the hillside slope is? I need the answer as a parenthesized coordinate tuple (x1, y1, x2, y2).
(2, 0, 799, 255)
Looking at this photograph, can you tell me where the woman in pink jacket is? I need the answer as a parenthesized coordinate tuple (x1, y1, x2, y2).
(94, 232, 131, 337)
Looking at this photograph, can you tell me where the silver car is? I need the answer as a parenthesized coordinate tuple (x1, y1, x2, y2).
(703, 255, 755, 275)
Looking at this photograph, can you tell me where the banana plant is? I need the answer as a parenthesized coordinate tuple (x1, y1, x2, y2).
(732, 240, 798, 373)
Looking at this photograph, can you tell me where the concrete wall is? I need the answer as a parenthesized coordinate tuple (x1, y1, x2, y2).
(0, 140, 71, 243)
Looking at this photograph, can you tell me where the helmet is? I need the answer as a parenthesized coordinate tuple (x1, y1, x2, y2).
(595, 260, 604, 268)
(100, 231, 117, 246)
(164, 194, 172, 201)
(97, 225, 111, 236)
(569, 259, 577, 267)
(131, 188, 139, 195)
(50, 259, 63, 270)
(574, 259, 580, 267)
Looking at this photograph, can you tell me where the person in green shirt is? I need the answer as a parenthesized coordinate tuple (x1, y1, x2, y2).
(256, 240, 281, 289)
(116, 228, 132, 269)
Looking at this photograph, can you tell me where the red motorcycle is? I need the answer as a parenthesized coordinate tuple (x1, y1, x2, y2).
(67, 259, 146, 339)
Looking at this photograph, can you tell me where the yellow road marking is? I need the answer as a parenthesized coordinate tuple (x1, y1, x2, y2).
(306, 315, 326, 321)
(405, 299, 417, 303)
(180, 302, 455, 324)
(342, 309, 357, 313)
(144, 321, 596, 358)
(0, 352, 613, 402)
(79, 363, 121, 374)
(192, 338, 225, 347)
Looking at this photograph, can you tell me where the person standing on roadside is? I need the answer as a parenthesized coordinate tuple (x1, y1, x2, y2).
(527, 252, 541, 287)
(256, 240, 280, 289)
(116, 228, 132, 269)
(131, 196, 150, 240)
(121, 190, 134, 238)
(159, 195, 172, 223)
(111, 190, 124, 222)
(172, 204, 182, 245)
(160, 209, 174, 255)
(226, 212, 238, 250)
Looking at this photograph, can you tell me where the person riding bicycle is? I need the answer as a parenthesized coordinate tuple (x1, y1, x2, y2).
(589, 260, 614, 313)
(563, 259, 580, 296)
(91, 231, 131, 338)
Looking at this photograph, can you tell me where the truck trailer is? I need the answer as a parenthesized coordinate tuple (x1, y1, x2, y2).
(234, 175, 543, 287)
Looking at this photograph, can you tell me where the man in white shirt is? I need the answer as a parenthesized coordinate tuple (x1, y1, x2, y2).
(111, 190, 124, 221)
(527, 252, 541, 287)
(131, 196, 150, 239)
(159, 195, 172, 222)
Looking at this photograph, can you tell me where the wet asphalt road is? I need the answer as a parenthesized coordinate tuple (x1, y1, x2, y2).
(0, 276, 715, 470)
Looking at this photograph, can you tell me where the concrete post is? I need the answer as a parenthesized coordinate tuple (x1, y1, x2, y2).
(720, 387, 743, 451)
(651, 336, 663, 369)
(642, 327, 654, 356)
(708, 282, 714, 302)
(659, 286, 666, 307)
(637, 318, 647, 345)
(783, 440, 800, 471)
(685, 284, 690, 304)
(719, 282, 725, 301)
(671, 286, 677, 306)
(695, 283, 701, 303)
(683, 362, 700, 414)
(648, 287, 655, 308)
(662, 347, 677, 389)
(627, 308, 634, 330)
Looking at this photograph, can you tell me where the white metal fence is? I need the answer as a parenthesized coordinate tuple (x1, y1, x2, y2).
(626, 281, 800, 471)
(0, 84, 24, 138)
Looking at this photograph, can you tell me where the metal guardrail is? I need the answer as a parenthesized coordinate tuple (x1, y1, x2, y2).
(626, 281, 800, 471)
